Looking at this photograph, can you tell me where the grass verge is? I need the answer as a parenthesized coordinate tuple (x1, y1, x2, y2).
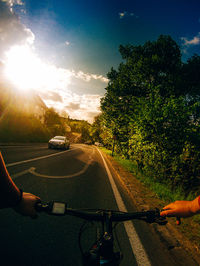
(100, 147, 200, 256)
(100, 147, 200, 226)
(100, 147, 192, 202)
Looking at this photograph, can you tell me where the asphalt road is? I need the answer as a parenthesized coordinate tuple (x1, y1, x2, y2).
(0, 144, 196, 265)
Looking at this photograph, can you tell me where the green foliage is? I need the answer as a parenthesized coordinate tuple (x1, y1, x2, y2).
(0, 110, 50, 142)
(99, 35, 200, 195)
(43, 108, 66, 136)
(68, 119, 91, 142)
(90, 115, 103, 143)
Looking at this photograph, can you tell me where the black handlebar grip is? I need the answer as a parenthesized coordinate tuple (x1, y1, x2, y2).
(35, 202, 45, 212)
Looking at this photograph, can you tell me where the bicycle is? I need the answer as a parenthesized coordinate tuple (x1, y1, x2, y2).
(36, 201, 167, 266)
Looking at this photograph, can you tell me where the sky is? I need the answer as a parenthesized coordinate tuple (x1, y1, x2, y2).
(0, 0, 200, 122)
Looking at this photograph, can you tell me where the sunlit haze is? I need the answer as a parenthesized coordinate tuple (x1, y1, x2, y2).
(3, 43, 105, 122)
(4, 45, 72, 92)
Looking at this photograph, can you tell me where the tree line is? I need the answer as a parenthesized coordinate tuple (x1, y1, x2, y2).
(0, 105, 93, 143)
(93, 35, 200, 195)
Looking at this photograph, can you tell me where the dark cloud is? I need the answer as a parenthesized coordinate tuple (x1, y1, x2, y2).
(0, 0, 34, 58)
(65, 102, 80, 110)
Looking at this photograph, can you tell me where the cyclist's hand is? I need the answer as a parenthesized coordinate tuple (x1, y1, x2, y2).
(160, 197, 200, 218)
(13, 192, 41, 219)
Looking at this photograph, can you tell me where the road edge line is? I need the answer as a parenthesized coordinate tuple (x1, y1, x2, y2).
(96, 148, 151, 266)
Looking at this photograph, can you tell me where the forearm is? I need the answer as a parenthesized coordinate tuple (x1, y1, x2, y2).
(0, 152, 21, 208)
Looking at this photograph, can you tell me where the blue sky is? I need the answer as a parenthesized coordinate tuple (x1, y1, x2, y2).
(0, 0, 200, 122)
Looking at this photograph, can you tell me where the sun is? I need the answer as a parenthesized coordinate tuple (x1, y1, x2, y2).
(4, 45, 43, 91)
(4, 45, 72, 93)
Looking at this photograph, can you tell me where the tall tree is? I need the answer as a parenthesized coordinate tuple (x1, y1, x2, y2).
(100, 35, 200, 193)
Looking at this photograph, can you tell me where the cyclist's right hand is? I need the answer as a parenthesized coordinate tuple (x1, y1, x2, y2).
(160, 196, 200, 218)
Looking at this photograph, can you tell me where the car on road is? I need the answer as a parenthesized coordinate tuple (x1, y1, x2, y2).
(48, 136, 70, 150)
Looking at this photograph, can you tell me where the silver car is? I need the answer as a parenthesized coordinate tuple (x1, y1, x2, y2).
(48, 136, 70, 150)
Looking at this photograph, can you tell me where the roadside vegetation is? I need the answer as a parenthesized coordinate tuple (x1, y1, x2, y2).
(93, 35, 200, 197)
(100, 146, 194, 203)
(0, 104, 92, 143)
(0, 85, 92, 143)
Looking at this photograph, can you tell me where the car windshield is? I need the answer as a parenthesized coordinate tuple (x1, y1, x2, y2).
(54, 136, 65, 140)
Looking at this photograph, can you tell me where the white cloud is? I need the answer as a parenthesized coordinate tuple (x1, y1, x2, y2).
(65, 94, 102, 123)
(91, 74, 108, 83)
(24, 28, 35, 45)
(3, 0, 23, 5)
(43, 92, 102, 123)
(2, 0, 23, 13)
(65, 41, 70, 46)
(0, 0, 35, 58)
(73, 71, 108, 83)
(181, 33, 200, 46)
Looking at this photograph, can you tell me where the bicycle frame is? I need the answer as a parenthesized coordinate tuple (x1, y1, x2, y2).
(81, 212, 121, 266)
(36, 202, 167, 266)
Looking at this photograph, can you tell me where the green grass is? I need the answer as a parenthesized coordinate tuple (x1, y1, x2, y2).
(100, 147, 194, 203)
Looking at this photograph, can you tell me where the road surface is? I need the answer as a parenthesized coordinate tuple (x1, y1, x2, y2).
(0, 144, 196, 265)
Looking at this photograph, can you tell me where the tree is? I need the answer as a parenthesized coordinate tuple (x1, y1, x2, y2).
(90, 115, 102, 143)
(180, 54, 200, 97)
(100, 35, 200, 193)
(44, 108, 66, 136)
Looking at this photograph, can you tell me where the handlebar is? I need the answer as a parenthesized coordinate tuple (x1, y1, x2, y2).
(35, 201, 167, 225)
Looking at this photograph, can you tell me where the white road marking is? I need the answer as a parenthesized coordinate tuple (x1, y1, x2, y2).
(12, 168, 32, 179)
(97, 148, 151, 266)
(11, 146, 94, 179)
(6, 148, 78, 167)
(29, 158, 92, 178)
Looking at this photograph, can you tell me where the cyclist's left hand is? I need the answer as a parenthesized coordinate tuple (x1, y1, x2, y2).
(13, 192, 41, 218)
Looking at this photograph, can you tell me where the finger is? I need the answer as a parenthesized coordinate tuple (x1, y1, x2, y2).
(162, 206, 170, 211)
(160, 210, 176, 217)
(162, 203, 174, 210)
(160, 211, 168, 216)
(35, 197, 41, 202)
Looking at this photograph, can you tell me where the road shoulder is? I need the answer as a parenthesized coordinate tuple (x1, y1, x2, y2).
(103, 151, 200, 265)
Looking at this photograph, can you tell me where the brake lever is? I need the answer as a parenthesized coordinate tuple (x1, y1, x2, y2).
(154, 216, 168, 225)
(140, 208, 168, 225)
